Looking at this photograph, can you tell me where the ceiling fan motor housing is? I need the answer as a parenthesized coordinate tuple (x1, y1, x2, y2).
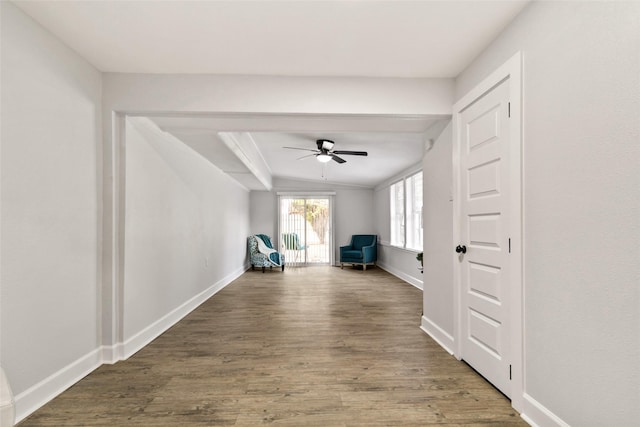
(316, 139, 335, 152)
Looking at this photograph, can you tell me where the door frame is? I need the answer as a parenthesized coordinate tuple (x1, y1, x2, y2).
(276, 192, 336, 266)
(452, 52, 523, 411)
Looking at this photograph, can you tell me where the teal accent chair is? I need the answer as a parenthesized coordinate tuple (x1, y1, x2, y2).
(340, 235, 377, 270)
(282, 232, 306, 263)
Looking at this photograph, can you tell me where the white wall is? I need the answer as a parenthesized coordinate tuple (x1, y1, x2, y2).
(123, 118, 250, 347)
(334, 189, 376, 254)
(250, 190, 278, 237)
(0, 1, 102, 420)
(373, 184, 391, 244)
(420, 123, 454, 349)
(452, 2, 640, 426)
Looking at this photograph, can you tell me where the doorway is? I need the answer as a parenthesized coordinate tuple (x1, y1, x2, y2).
(278, 194, 334, 267)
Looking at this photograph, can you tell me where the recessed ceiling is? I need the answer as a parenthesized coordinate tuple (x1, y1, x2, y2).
(149, 114, 448, 188)
(14, 0, 529, 78)
(253, 132, 426, 187)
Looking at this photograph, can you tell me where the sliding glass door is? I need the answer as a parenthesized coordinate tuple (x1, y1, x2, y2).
(278, 194, 333, 267)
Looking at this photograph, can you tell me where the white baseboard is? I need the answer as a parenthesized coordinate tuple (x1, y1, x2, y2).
(122, 265, 246, 360)
(377, 261, 423, 290)
(520, 393, 570, 427)
(13, 265, 247, 424)
(420, 315, 455, 355)
(14, 347, 103, 423)
(100, 343, 124, 365)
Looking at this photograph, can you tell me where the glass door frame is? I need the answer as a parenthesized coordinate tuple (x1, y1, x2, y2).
(277, 192, 335, 267)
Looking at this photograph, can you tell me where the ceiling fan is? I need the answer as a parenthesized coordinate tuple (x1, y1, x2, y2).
(283, 139, 368, 164)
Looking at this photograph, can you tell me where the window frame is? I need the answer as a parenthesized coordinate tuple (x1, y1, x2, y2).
(389, 171, 423, 252)
(389, 179, 405, 248)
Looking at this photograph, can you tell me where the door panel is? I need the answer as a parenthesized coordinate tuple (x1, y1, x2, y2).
(459, 78, 511, 397)
(467, 105, 501, 149)
(468, 261, 501, 301)
(468, 214, 501, 248)
(468, 160, 500, 198)
(468, 309, 501, 356)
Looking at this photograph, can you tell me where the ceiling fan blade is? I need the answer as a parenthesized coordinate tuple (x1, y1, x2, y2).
(331, 154, 346, 164)
(283, 146, 319, 152)
(332, 150, 368, 156)
(296, 154, 317, 160)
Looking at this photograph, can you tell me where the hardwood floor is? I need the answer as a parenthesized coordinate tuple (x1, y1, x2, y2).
(19, 266, 526, 426)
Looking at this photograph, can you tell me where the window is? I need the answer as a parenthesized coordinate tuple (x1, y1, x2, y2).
(390, 180, 405, 247)
(405, 172, 423, 251)
(390, 171, 423, 251)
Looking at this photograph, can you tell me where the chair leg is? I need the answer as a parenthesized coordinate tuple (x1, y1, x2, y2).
(262, 266, 265, 273)
(341, 263, 344, 269)
(282, 265, 285, 271)
(252, 265, 255, 271)
(363, 264, 367, 271)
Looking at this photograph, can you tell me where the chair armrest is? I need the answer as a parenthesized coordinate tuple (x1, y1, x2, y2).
(339, 245, 353, 255)
(362, 244, 377, 263)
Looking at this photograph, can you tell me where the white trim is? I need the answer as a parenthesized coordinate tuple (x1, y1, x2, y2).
(521, 393, 570, 427)
(100, 344, 122, 365)
(111, 112, 127, 362)
(452, 51, 524, 412)
(121, 265, 247, 360)
(276, 191, 336, 196)
(14, 348, 103, 423)
(218, 132, 273, 191)
(376, 261, 423, 290)
(420, 316, 455, 355)
(377, 240, 421, 254)
(329, 195, 336, 266)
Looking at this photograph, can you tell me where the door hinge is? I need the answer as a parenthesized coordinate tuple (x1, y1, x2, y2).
(509, 365, 512, 380)
(508, 102, 511, 118)
(508, 238, 511, 253)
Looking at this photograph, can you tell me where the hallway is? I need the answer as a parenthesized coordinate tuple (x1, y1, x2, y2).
(20, 267, 524, 426)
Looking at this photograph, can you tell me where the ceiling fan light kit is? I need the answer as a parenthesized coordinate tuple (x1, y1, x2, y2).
(316, 154, 332, 163)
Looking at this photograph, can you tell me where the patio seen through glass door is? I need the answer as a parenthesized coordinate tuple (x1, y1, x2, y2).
(278, 196, 332, 266)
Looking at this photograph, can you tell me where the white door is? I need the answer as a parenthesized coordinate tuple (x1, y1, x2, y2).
(458, 78, 512, 397)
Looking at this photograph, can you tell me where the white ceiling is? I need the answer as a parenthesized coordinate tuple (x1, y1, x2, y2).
(15, 0, 529, 188)
(15, 0, 528, 78)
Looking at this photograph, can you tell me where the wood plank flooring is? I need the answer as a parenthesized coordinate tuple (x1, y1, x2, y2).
(19, 266, 526, 426)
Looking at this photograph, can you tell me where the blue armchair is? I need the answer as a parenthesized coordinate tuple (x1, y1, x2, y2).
(340, 235, 377, 270)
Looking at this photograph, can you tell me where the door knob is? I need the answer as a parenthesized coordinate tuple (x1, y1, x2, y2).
(455, 245, 467, 254)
